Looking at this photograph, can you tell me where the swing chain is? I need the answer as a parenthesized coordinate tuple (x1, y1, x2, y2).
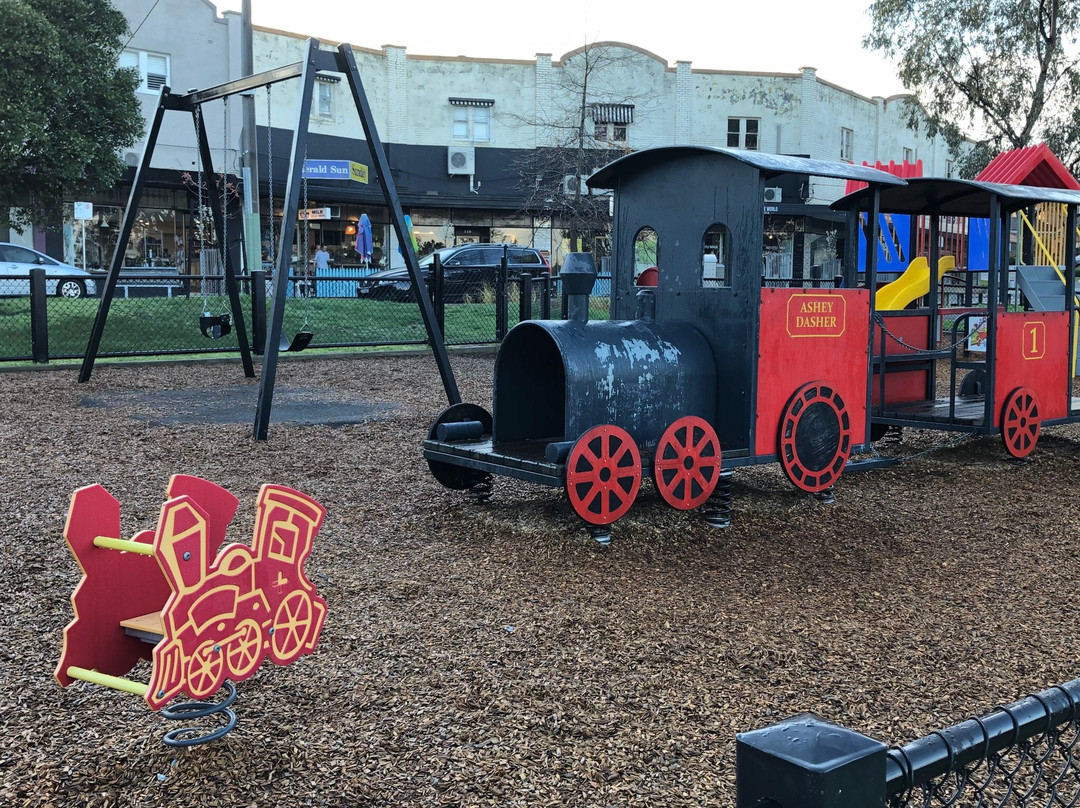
(194, 103, 230, 339)
(194, 106, 210, 313)
(266, 86, 275, 268)
(221, 96, 229, 295)
(301, 146, 312, 312)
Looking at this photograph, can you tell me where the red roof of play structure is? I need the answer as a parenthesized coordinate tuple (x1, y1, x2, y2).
(975, 143, 1080, 189)
(844, 159, 923, 195)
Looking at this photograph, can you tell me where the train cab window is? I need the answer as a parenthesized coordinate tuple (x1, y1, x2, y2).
(702, 224, 730, 287)
(633, 227, 659, 285)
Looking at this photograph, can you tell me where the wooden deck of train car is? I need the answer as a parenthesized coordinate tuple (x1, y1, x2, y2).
(874, 396, 1080, 427)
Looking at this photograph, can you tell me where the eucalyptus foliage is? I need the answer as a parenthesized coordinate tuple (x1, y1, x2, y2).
(865, 0, 1080, 177)
(0, 0, 143, 232)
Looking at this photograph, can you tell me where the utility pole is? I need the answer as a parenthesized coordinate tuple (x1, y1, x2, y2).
(240, 0, 262, 276)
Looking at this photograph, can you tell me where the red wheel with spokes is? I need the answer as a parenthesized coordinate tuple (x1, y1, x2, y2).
(778, 382, 853, 493)
(225, 619, 263, 679)
(271, 590, 315, 664)
(565, 425, 641, 525)
(186, 640, 225, 699)
(653, 416, 722, 510)
(1001, 387, 1040, 459)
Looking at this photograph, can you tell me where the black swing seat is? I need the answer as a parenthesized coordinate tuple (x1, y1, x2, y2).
(200, 312, 232, 339)
(278, 328, 313, 352)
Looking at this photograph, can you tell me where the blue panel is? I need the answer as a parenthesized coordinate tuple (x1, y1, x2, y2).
(968, 218, 990, 271)
(301, 159, 353, 180)
(857, 213, 912, 273)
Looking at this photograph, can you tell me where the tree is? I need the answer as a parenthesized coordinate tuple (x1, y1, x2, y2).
(513, 43, 646, 261)
(0, 0, 143, 232)
(865, 0, 1080, 177)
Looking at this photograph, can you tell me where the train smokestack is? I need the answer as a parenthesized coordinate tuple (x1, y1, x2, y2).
(561, 253, 597, 323)
(636, 287, 655, 321)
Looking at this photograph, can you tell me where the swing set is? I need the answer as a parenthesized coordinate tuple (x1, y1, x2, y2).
(78, 39, 462, 439)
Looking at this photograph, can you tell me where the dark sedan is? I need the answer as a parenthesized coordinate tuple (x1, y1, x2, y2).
(357, 244, 549, 302)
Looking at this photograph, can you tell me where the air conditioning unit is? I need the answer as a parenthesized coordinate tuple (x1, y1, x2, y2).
(561, 175, 589, 196)
(764, 187, 783, 203)
(447, 145, 475, 175)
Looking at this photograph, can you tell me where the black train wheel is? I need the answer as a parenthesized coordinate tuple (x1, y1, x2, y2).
(426, 403, 493, 490)
(653, 416, 722, 510)
(778, 382, 852, 493)
(565, 425, 641, 525)
(1001, 386, 1040, 459)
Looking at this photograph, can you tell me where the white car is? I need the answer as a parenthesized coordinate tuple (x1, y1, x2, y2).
(0, 242, 98, 299)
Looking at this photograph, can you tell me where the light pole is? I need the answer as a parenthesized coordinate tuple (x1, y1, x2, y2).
(240, 0, 262, 275)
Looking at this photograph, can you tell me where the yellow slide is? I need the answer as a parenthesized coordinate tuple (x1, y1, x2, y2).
(875, 255, 955, 310)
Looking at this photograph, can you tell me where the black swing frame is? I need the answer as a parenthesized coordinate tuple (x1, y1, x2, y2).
(78, 39, 462, 440)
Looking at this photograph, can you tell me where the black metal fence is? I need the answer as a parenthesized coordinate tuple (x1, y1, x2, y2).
(6, 263, 1028, 364)
(0, 264, 614, 363)
(737, 676, 1080, 808)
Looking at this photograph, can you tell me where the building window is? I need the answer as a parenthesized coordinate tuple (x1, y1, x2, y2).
(317, 83, 333, 118)
(702, 223, 730, 287)
(449, 97, 495, 143)
(945, 159, 955, 178)
(903, 147, 916, 163)
(592, 103, 634, 144)
(593, 122, 629, 142)
(727, 118, 759, 150)
(472, 107, 490, 141)
(312, 73, 340, 120)
(840, 127, 854, 161)
(120, 49, 170, 94)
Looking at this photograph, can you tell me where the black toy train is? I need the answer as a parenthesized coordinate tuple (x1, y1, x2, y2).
(422, 146, 1080, 540)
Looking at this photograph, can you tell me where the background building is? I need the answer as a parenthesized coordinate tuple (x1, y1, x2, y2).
(33, 0, 955, 279)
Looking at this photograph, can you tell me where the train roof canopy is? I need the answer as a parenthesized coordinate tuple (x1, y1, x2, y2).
(832, 177, 1080, 217)
(586, 146, 909, 188)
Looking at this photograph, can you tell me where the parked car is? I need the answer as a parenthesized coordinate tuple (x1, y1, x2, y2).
(0, 243, 98, 299)
(357, 244, 550, 302)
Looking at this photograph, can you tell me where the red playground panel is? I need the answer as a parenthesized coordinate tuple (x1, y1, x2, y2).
(870, 314, 933, 406)
(56, 475, 327, 710)
(755, 288, 871, 458)
(993, 311, 1069, 425)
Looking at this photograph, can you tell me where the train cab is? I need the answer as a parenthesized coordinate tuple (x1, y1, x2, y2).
(588, 147, 905, 492)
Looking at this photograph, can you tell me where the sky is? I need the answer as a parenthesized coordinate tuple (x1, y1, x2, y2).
(218, 0, 909, 99)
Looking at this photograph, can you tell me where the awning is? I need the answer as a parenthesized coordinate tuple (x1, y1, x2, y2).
(591, 103, 634, 124)
(449, 97, 495, 107)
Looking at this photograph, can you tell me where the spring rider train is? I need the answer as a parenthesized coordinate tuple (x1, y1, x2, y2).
(55, 475, 327, 744)
(422, 146, 1080, 542)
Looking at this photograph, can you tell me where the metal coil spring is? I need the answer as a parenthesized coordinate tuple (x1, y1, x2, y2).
(586, 523, 612, 548)
(468, 474, 494, 503)
(161, 681, 237, 747)
(702, 471, 734, 528)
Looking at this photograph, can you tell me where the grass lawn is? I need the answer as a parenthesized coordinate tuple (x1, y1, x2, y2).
(0, 291, 612, 362)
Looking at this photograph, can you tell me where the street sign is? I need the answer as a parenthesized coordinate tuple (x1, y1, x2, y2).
(298, 207, 331, 220)
(74, 201, 93, 220)
(349, 162, 368, 183)
(302, 159, 369, 184)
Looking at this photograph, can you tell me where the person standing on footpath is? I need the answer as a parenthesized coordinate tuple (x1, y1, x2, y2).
(310, 244, 330, 297)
